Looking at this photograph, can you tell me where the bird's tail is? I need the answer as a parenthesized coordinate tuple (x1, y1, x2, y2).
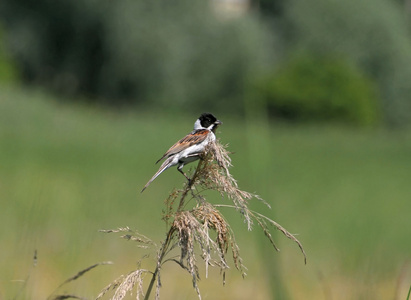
(141, 157, 174, 193)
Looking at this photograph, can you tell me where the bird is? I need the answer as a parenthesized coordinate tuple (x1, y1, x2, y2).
(141, 113, 222, 193)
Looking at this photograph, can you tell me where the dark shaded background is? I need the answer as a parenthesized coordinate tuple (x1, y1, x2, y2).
(1, 0, 411, 125)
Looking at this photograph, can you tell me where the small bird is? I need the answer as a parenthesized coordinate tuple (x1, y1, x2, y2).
(141, 113, 222, 193)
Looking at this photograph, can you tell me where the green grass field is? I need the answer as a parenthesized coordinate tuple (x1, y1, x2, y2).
(1, 85, 410, 299)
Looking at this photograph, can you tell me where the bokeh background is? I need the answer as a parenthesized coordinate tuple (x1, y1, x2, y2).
(1, 0, 411, 299)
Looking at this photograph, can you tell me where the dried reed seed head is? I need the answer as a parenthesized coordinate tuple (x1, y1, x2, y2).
(207, 140, 233, 173)
(96, 136, 306, 300)
(171, 209, 231, 272)
(111, 269, 148, 300)
(191, 203, 229, 254)
(172, 211, 199, 260)
(192, 140, 262, 229)
(170, 211, 202, 294)
(162, 188, 180, 224)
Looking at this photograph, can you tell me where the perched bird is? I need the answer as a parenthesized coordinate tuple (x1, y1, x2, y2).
(141, 113, 222, 192)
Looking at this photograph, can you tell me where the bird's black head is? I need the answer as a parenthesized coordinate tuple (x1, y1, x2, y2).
(199, 113, 222, 132)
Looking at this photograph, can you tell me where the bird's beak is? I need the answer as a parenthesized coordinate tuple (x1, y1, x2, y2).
(215, 120, 222, 125)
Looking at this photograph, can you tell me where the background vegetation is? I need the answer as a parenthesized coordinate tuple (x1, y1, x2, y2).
(1, 0, 411, 299)
(2, 0, 411, 126)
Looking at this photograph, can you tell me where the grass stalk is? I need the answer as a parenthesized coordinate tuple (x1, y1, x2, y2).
(98, 140, 306, 300)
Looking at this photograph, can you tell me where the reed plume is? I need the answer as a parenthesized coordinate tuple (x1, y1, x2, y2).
(97, 139, 306, 300)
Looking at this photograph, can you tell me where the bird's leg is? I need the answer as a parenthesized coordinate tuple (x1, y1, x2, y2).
(177, 164, 191, 185)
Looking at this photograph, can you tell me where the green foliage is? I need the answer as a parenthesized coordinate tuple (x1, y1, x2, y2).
(2, 0, 411, 126)
(279, 0, 411, 126)
(99, 0, 271, 112)
(0, 26, 18, 83)
(0, 0, 271, 113)
(252, 54, 380, 126)
(257, 0, 285, 17)
(0, 0, 106, 95)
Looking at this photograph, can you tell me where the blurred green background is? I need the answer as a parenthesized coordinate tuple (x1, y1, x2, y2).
(1, 0, 411, 299)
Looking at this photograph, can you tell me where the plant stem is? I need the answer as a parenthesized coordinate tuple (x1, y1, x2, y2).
(144, 159, 209, 300)
(177, 159, 204, 212)
(145, 160, 204, 299)
(144, 227, 174, 300)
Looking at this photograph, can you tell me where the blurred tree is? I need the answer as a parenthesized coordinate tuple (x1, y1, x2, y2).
(2, 0, 411, 126)
(98, 0, 272, 112)
(251, 54, 380, 126)
(0, 0, 272, 114)
(250, 0, 285, 17)
(0, 0, 106, 95)
(0, 26, 18, 83)
(279, 0, 411, 126)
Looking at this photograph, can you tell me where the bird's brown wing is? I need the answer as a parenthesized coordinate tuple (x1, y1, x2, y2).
(155, 129, 209, 164)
